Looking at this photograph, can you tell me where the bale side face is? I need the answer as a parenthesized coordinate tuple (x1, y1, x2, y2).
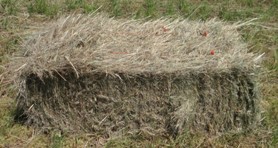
(16, 68, 259, 136)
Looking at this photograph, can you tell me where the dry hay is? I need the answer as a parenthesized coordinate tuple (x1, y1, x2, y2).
(7, 14, 262, 137)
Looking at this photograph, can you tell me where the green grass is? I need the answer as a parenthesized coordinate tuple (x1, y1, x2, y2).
(0, 97, 48, 147)
(51, 132, 64, 148)
(0, 0, 278, 147)
(65, 0, 86, 10)
(0, 0, 18, 15)
(27, 0, 59, 17)
(164, 0, 174, 16)
(274, 49, 278, 70)
(267, 95, 278, 147)
(143, 0, 156, 17)
(65, 0, 96, 13)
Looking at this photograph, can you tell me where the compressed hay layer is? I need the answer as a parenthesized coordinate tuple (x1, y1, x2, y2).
(10, 14, 261, 137)
(17, 69, 258, 137)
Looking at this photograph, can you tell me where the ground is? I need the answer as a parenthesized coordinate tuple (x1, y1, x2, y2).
(0, 0, 277, 147)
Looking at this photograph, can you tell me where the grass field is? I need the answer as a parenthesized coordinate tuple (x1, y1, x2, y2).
(0, 0, 278, 147)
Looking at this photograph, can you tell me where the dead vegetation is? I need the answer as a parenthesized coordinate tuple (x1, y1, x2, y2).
(6, 14, 263, 138)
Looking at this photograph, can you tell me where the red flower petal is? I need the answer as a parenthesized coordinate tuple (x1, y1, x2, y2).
(210, 50, 215, 55)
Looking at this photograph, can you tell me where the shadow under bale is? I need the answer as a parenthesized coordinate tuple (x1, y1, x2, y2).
(7, 14, 262, 137)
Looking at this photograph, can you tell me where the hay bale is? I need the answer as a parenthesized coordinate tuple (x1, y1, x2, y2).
(9, 14, 261, 137)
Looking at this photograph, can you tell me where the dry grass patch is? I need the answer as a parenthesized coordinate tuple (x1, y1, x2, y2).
(4, 14, 263, 142)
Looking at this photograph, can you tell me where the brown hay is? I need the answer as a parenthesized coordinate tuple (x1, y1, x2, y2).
(8, 14, 262, 137)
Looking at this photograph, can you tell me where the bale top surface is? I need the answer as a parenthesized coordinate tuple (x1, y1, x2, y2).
(9, 14, 259, 77)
